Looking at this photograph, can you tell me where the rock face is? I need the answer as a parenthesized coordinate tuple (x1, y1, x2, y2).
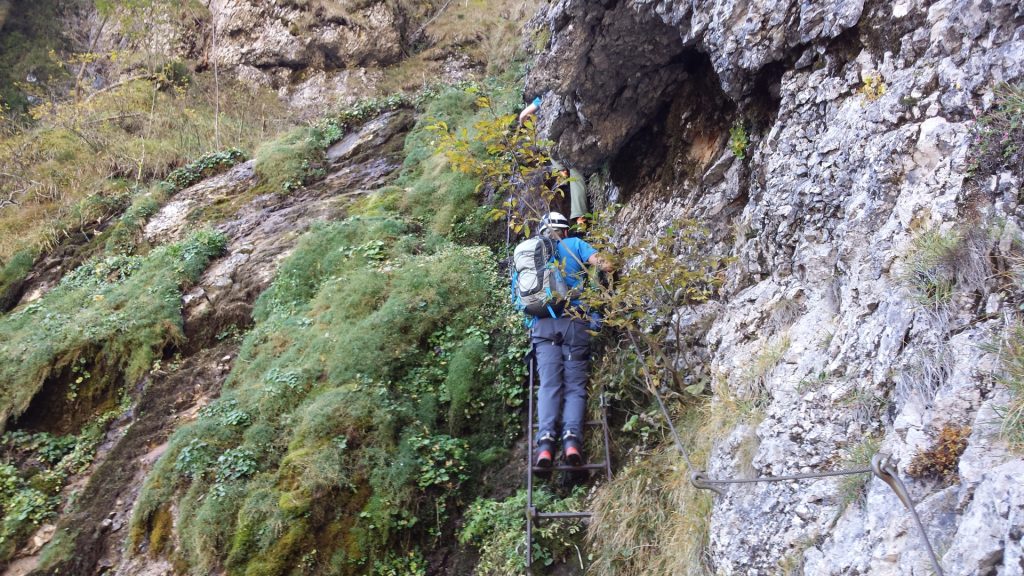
(206, 0, 414, 113)
(530, 0, 1024, 574)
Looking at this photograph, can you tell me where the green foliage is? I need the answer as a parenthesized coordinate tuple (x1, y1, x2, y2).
(460, 488, 587, 575)
(969, 83, 1024, 181)
(0, 407, 124, 562)
(0, 229, 226, 426)
(132, 213, 527, 574)
(165, 148, 247, 191)
(409, 434, 469, 489)
(310, 93, 409, 149)
(582, 215, 728, 401)
(428, 85, 560, 238)
(412, 78, 542, 239)
(372, 550, 428, 576)
(729, 120, 749, 160)
(858, 73, 887, 103)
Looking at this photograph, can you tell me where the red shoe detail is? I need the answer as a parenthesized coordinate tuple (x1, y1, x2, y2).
(564, 445, 583, 467)
(536, 449, 553, 468)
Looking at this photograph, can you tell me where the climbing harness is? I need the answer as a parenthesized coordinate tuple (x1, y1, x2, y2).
(524, 351, 613, 576)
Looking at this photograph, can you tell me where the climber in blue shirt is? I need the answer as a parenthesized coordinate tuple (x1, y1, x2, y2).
(529, 212, 612, 471)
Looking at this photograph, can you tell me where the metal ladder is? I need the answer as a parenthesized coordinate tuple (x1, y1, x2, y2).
(524, 352, 613, 574)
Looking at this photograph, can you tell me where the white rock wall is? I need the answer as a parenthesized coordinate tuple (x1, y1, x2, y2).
(532, 0, 1024, 573)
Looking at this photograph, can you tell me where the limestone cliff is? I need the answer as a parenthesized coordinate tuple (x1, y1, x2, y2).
(528, 0, 1024, 573)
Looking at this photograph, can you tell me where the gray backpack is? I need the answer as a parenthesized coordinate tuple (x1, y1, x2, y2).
(512, 236, 569, 318)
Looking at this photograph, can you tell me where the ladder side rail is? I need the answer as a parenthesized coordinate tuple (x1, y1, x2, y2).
(600, 393, 613, 482)
(525, 351, 535, 574)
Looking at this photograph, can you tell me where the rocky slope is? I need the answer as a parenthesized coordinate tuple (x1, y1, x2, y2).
(528, 0, 1023, 573)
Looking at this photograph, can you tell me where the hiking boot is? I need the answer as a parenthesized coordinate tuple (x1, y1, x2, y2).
(535, 435, 555, 479)
(562, 435, 583, 467)
(535, 446, 554, 469)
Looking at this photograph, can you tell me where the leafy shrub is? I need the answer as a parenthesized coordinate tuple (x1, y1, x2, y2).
(460, 488, 587, 575)
(0, 407, 123, 562)
(729, 120, 749, 159)
(310, 93, 409, 150)
(859, 73, 886, 102)
(165, 148, 247, 191)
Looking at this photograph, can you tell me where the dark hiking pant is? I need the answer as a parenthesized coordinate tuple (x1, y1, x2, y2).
(532, 317, 592, 447)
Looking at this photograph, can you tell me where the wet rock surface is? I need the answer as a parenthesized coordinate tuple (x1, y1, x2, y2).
(532, 0, 1024, 573)
(29, 343, 237, 576)
(180, 109, 411, 352)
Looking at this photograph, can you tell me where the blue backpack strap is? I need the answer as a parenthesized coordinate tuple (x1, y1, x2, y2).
(511, 269, 519, 305)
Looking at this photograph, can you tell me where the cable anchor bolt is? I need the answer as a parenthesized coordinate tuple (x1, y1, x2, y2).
(690, 470, 725, 496)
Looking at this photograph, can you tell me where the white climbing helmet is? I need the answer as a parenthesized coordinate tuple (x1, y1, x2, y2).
(538, 211, 570, 233)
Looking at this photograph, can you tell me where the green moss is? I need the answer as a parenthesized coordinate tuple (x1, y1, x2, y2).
(148, 504, 174, 556)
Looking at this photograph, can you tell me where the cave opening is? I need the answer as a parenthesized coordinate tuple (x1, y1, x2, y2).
(609, 48, 735, 204)
(12, 348, 123, 436)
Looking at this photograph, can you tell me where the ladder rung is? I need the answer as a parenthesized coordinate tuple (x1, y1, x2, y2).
(532, 462, 606, 472)
(535, 511, 592, 519)
(531, 420, 604, 429)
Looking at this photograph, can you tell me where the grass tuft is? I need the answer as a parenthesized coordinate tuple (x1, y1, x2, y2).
(989, 322, 1024, 449)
